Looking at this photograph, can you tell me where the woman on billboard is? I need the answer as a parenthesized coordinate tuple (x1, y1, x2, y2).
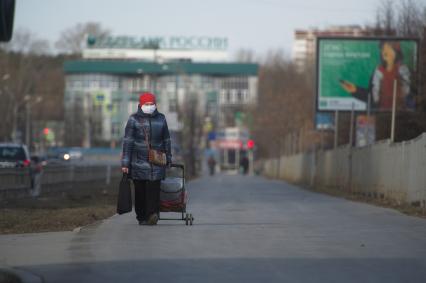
(340, 41, 414, 110)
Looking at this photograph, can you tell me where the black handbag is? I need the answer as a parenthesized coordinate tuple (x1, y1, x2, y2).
(117, 173, 132, 214)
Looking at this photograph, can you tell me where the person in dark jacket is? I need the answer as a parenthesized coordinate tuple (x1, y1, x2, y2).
(207, 155, 216, 176)
(240, 155, 249, 175)
(121, 92, 172, 225)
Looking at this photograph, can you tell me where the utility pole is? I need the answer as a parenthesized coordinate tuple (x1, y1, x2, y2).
(83, 93, 92, 148)
(334, 110, 339, 148)
(390, 79, 397, 142)
(25, 96, 42, 148)
(25, 102, 30, 146)
(349, 103, 355, 147)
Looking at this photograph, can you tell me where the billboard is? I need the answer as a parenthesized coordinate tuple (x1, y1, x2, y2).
(317, 37, 418, 111)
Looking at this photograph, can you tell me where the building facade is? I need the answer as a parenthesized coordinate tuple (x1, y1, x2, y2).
(63, 60, 258, 147)
(292, 25, 374, 72)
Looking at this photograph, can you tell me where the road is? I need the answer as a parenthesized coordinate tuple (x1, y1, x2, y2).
(1, 173, 426, 282)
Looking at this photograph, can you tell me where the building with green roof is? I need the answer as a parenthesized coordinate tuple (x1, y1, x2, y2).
(63, 48, 258, 147)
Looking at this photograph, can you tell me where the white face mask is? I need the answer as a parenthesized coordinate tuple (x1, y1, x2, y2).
(141, 104, 156, 114)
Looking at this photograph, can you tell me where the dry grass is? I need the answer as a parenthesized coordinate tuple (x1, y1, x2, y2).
(0, 269, 21, 283)
(0, 192, 117, 234)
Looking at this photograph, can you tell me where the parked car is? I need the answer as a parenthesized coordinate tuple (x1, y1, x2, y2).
(0, 143, 31, 168)
(0, 143, 41, 189)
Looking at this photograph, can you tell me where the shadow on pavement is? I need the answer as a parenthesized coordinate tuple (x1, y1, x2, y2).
(23, 257, 426, 283)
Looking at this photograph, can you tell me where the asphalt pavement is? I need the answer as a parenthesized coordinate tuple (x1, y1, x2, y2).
(1, 173, 426, 283)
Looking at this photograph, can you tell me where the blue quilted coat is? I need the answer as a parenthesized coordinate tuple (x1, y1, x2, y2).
(121, 106, 172, 180)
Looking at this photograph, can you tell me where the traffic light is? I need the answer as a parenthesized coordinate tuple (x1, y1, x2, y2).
(247, 139, 254, 149)
(42, 128, 55, 143)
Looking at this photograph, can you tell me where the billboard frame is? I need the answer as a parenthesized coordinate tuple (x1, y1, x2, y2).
(315, 36, 420, 113)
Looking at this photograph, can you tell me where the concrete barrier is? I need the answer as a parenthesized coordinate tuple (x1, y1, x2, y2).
(263, 133, 426, 205)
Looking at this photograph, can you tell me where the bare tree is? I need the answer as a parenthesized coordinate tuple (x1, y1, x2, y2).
(0, 29, 66, 145)
(252, 50, 314, 159)
(374, 0, 397, 35)
(0, 28, 51, 54)
(234, 48, 257, 63)
(373, 0, 426, 38)
(0, 29, 52, 141)
(55, 22, 111, 54)
(397, 0, 424, 37)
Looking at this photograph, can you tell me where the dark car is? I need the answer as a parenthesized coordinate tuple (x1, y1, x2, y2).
(46, 147, 83, 163)
(0, 143, 31, 168)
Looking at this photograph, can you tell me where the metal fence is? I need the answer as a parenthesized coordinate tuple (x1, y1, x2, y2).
(0, 163, 122, 199)
(0, 168, 31, 191)
(263, 133, 426, 205)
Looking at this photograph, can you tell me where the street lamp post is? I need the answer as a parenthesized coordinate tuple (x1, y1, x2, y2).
(25, 96, 43, 147)
(11, 95, 30, 142)
(83, 92, 92, 148)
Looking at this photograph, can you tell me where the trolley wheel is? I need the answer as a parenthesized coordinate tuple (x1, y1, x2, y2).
(185, 214, 189, 226)
(189, 214, 194, 226)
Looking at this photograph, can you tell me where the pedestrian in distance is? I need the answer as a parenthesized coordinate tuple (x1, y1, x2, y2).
(207, 155, 216, 176)
(121, 92, 172, 225)
(240, 155, 249, 175)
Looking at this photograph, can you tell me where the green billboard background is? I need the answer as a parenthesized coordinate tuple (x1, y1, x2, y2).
(317, 38, 418, 111)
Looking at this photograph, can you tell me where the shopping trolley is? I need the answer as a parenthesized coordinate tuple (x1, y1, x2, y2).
(159, 163, 194, 225)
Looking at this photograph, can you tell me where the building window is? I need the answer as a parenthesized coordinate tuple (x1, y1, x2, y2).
(169, 98, 177, 112)
(237, 91, 243, 103)
(131, 79, 137, 92)
(167, 82, 175, 92)
(242, 90, 248, 102)
(90, 81, 99, 89)
(111, 122, 121, 137)
(231, 89, 237, 104)
(220, 90, 226, 104)
(226, 92, 231, 103)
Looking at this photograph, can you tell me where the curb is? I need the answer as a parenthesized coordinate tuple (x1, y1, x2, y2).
(72, 214, 116, 234)
(0, 267, 43, 283)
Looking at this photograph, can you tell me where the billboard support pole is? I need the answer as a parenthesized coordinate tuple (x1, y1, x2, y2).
(349, 103, 355, 147)
(365, 90, 371, 146)
(334, 110, 339, 148)
(348, 103, 355, 193)
(367, 89, 371, 117)
(390, 79, 397, 142)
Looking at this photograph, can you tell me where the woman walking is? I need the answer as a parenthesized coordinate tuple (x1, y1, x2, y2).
(121, 92, 172, 225)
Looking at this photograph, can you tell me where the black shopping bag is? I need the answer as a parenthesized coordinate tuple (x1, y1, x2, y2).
(117, 174, 132, 214)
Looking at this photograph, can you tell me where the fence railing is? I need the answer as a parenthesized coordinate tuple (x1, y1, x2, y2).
(263, 133, 426, 205)
(0, 163, 122, 199)
(0, 168, 31, 191)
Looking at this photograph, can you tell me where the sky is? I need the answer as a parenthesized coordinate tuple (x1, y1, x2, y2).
(14, 0, 382, 58)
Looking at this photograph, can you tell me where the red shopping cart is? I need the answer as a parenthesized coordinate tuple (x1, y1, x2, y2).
(159, 164, 194, 225)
